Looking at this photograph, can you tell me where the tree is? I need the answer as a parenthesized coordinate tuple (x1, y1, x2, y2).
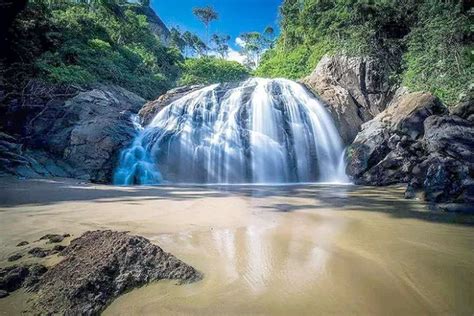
(211, 34, 230, 58)
(239, 32, 263, 69)
(192, 6, 218, 48)
(263, 26, 275, 48)
(182, 31, 207, 57)
(170, 27, 186, 53)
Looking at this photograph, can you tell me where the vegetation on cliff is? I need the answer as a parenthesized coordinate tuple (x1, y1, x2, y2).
(1, 2, 248, 101)
(256, 0, 473, 105)
(2, 1, 183, 100)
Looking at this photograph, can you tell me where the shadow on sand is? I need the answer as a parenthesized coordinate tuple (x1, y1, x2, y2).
(0, 178, 473, 226)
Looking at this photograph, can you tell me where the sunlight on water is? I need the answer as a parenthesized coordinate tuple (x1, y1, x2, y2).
(114, 78, 349, 184)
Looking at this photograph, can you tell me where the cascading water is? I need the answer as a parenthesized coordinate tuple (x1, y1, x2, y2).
(114, 78, 349, 185)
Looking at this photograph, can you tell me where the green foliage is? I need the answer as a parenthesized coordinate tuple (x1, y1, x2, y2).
(179, 57, 249, 86)
(211, 34, 231, 58)
(9, 1, 182, 100)
(401, 1, 473, 105)
(239, 26, 276, 69)
(256, 0, 472, 105)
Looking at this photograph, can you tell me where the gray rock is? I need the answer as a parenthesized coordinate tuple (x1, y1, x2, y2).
(16, 241, 29, 247)
(138, 85, 205, 126)
(0, 266, 29, 292)
(424, 115, 474, 164)
(25, 85, 145, 183)
(8, 253, 22, 262)
(347, 91, 446, 181)
(450, 100, 473, 122)
(39, 234, 64, 243)
(302, 55, 395, 144)
(28, 247, 50, 258)
(347, 90, 473, 204)
(29, 230, 202, 315)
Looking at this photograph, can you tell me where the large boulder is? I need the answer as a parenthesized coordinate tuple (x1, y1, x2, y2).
(347, 92, 446, 181)
(0, 132, 76, 178)
(139, 85, 204, 126)
(29, 230, 202, 315)
(302, 55, 395, 144)
(347, 91, 474, 203)
(24, 85, 145, 182)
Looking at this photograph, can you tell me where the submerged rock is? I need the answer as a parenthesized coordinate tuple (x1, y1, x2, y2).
(29, 230, 202, 315)
(7, 253, 22, 262)
(28, 247, 50, 258)
(39, 233, 65, 243)
(16, 241, 29, 247)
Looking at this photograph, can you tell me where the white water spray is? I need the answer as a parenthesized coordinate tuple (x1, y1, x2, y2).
(114, 78, 349, 184)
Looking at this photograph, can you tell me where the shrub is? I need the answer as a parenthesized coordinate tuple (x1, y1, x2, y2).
(179, 57, 250, 85)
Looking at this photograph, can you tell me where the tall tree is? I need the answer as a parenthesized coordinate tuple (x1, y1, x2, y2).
(170, 27, 186, 53)
(192, 6, 218, 49)
(182, 31, 207, 57)
(211, 34, 230, 58)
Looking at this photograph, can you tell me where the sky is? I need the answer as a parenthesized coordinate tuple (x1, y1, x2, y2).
(151, 0, 282, 63)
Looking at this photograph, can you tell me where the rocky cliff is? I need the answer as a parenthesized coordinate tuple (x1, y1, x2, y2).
(0, 83, 145, 183)
(304, 54, 473, 206)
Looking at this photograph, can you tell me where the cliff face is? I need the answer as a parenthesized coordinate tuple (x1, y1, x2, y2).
(303, 54, 473, 206)
(131, 6, 171, 46)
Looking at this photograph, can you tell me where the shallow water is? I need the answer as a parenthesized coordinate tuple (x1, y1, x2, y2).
(0, 179, 473, 315)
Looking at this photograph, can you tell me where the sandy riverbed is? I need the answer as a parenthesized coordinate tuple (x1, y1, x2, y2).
(0, 177, 473, 315)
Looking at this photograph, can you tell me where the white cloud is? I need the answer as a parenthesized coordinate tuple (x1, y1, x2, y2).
(235, 37, 247, 48)
(226, 47, 246, 65)
(207, 47, 246, 65)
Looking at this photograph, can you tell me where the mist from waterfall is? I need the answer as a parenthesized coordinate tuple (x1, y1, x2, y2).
(114, 78, 349, 185)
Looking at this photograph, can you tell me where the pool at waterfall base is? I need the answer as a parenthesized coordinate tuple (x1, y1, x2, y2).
(0, 178, 473, 315)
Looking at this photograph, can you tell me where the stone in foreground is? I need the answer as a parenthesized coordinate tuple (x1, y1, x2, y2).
(29, 230, 202, 315)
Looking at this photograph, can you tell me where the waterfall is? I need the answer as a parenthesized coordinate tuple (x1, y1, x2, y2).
(114, 78, 349, 185)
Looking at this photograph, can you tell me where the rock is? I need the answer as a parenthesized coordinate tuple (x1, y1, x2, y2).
(404, 183, 416, 199)
(0, 264, 47, 294)
(0, 266, 29, 292)
(138, 85, 205, 126)
(347, 91, 447, 183)
(130, 6, 171, 45)
(16, 241, 29, 247)
(28, 247, 50, 258)
(424, 115, 474, 164)
(450, 100, 473, 122)
(302, 55, 395, 144)
(347, 89, 473, 204)
(8, 253, 22, 262)
(421, 155, 472, 203)
(30, 230, 202, 315)
(0, 290, 8, 298)
(25, 85, 145, 183)
(23, 264, 47, 288)
(39, 234, 64, 243)
(52, 245, 66, 252)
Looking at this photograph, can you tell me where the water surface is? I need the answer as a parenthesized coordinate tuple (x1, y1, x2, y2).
(0, 179, 473, 314)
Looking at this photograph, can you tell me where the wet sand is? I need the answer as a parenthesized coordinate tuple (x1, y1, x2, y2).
(0, 178, 473, 315)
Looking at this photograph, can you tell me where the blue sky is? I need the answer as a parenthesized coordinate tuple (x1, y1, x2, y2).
(151, 0, 282, 52)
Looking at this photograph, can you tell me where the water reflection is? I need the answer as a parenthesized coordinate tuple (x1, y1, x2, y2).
(154, 210, 342, 296)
